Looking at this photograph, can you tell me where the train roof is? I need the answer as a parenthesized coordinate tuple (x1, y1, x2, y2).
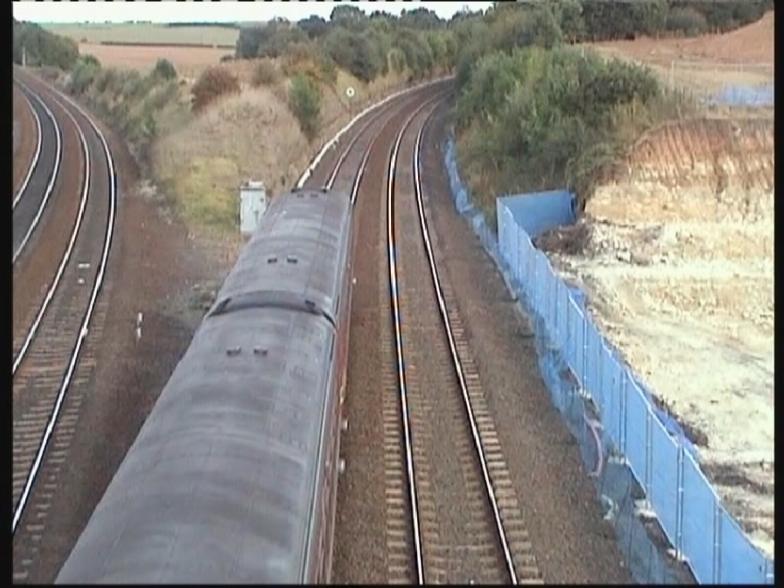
(57, 308, 335, 583)
(215, 188, 352, 324)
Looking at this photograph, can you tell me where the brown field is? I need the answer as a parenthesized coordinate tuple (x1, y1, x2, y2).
(78, 42, 232, 78)
(588, 10, 773, 66)
(585, 11, 774, 98)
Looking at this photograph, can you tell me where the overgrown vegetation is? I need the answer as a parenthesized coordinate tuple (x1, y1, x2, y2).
(288, 73, 322, 141)
(451, 2, 701, 221)
(191, 66, 241, 112)
(65, 55, 188, 168)
(13, 18, 79, 69)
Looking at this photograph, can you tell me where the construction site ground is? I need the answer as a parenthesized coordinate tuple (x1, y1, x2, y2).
(543, 14, 775, 561)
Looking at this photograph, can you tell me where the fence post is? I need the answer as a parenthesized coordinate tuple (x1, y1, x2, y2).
(645, 406, 653, 508)
(676, 442, 685, 561)
(619, 370, 627, 455)
(713, 497, 722, 583)
(597, 340, 604, 412)
(581, 316, 587, 393)
(514, 218, 520, 286)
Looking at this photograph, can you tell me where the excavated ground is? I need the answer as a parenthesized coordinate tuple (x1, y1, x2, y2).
(539, 116, 774, 559)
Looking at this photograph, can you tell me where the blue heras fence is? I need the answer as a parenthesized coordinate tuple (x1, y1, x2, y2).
(442, 133, 774, 585)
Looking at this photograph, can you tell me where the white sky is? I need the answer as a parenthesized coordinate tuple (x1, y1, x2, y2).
(13, 1, 492, 24)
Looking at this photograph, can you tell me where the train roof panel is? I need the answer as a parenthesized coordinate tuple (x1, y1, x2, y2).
(216, 189, 351, 321)
(56, 308, 335, 584)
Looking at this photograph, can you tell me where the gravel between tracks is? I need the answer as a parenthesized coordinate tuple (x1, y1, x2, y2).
(330, 88, 446, 585)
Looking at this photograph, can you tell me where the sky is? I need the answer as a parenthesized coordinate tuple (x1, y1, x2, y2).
(13, 1, 492, 24)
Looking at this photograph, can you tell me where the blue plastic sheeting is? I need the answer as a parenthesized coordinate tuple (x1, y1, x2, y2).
(498, 190, 576, 239)
(442, 132, 774, 585)
(708, 83, 774, 107)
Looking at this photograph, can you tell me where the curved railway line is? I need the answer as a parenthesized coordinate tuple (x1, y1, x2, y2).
(12, 72, 118, 583)
(13, 84, 43, 209)
(13, 81, 63, 265)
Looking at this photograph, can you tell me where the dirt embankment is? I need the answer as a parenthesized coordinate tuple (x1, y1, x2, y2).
(153, 63, 436, 236)
(590, 11, 774, 66)
(540, 117, 774, 559)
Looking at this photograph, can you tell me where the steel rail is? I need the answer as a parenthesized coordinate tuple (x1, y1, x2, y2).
(12, 81, 118, 535)
(412, 104, 519, 584)
(12, 92, 91, 376)
(13, 83, 43, 210)
(384, 94, 448, 585)
(13, 81, 63, 265)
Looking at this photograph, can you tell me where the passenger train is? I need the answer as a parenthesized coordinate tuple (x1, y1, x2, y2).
(56, 188, 354, 583)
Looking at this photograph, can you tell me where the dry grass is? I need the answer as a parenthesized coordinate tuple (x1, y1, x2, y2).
(78, 43, 231, 78)
(152, 67, 424, 235)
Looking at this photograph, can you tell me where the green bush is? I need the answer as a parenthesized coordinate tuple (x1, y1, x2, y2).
(68, 57, 100, 94)
(191, 66, 240, 112)
(456, 46, 686, 217)
(288, 73, 321, 141)
(153, 58, 177, 80)
(324, 27, 387, 83)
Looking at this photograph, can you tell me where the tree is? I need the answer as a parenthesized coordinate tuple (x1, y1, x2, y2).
(330, 4, 368, 30)
(400, 7, 443, 29)
(298, 15, 330, 39)
(288, 73, 321, 140)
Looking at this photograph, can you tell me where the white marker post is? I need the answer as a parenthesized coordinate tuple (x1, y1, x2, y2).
(346, 86, 355, 117)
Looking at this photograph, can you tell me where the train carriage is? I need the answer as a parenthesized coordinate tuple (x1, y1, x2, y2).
(56, 188, 353, 583)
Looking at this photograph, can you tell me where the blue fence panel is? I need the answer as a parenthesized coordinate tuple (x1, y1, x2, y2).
(584, 320, 603, 409)
(720, 508, 770, 584)
(443, 132, 774, 584)
(649, 418, 680, 547)
(568, 298, 584, 382)
(602, 351, 624, 444)
(625, 380, 649, 490)
(681, 452, 718, 583)
(557, 279, 569, 353)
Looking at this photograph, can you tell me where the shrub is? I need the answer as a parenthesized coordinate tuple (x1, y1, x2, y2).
(191, 66, 240, 112)
(455, 46, 683, 216)
(68, 57, 100, 94)
(288, 73, 321, 140)
(252, 60, 280, 86)
(79, 54, 101, 68)
(665, 7, 709, 36)
(153, 58, 177, 80)
(324, 27, 386, 83)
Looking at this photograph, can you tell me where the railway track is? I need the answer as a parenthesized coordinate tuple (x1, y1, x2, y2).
(303, 77, 542, 583)
(381, 99, 544, 584)
(13, 80, 63, 264)
(12, 73, 118, 583)
(13, 83, 43, 209)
